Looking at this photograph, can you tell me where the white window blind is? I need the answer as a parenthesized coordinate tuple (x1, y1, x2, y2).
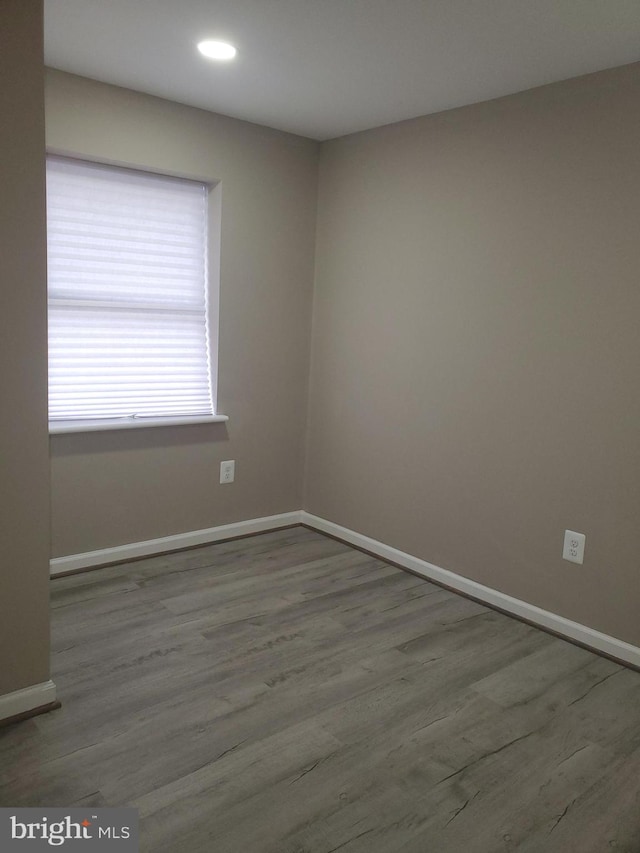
(46, 155, 214, 423)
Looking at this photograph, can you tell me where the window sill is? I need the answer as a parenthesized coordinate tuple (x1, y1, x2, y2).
(49, 414, 229, 435)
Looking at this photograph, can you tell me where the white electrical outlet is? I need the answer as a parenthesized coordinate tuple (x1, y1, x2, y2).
(562, 530, 585, 564)
(220, 460, 235, 484)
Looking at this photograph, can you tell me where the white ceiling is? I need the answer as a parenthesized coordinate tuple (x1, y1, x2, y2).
(44, 0, 640, 141)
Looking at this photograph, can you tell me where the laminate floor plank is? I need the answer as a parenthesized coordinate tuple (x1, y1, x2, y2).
(1, 526, 639, 852)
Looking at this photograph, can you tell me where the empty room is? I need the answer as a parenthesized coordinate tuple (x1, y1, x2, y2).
(2, 1, 640, 850)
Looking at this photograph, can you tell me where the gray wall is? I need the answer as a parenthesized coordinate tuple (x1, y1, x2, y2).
(0, 0, 51, 694)
(44, 62, 640, 649)
(46, 70, 319, 557)
(306, 63, 640, 647)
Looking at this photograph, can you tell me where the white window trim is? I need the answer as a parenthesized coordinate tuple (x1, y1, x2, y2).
(50, 414, 229, 435)
(46, 151, 226, 434)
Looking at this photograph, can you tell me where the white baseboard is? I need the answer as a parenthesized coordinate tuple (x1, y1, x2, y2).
(50, 511, 303, 576)
(48, 508, 640, 668)
(0, 680, 57, 723)
(301, 512, 640, 669)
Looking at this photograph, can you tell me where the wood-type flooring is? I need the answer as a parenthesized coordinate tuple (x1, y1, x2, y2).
(1, 526, 639, 852)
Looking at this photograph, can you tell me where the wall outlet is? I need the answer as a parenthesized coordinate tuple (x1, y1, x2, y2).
(562, 530, 585, 564)
(220, 460, 235, 484)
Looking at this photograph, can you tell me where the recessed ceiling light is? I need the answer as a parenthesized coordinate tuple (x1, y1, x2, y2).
(197, 40, 237, 61)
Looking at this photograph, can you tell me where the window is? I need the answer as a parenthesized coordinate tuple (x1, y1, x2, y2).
(46, 155, 223, 432)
